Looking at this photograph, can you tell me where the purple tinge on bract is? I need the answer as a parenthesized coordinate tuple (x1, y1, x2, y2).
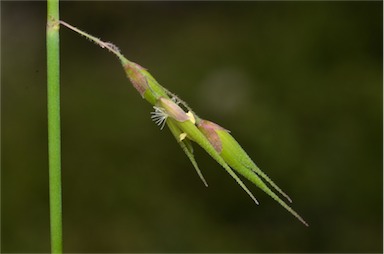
(197, 120, 227, 153)
(159, 97, 190, 122)
(124, 61, 148, 97)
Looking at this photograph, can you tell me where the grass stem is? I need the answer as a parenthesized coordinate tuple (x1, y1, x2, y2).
(47, 0, 63, 252)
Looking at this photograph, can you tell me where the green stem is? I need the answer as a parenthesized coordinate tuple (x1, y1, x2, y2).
(47, 0, 63, 253)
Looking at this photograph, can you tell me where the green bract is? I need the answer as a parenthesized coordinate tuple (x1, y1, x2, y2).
(198, 120, 308, 226)
(166, 118, 208, 187)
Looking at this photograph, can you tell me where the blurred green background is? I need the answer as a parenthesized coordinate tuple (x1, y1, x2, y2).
(1, 1, 382, 253)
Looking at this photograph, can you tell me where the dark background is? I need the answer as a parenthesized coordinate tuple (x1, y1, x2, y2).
(1, 1, 382, 253)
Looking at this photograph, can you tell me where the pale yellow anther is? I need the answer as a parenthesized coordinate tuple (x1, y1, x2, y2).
(186, 111, 196, 124)
(179, 133, 187, 141)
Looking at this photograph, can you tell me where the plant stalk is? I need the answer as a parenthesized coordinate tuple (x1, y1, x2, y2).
(47, 0, 63, 252)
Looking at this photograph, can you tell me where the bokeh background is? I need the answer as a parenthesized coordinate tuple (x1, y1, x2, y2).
(2, 1, 382, 253)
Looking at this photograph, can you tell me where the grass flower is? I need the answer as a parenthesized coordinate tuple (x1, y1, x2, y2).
(150, 106, 168, 130)
(60, 20, 308, 226)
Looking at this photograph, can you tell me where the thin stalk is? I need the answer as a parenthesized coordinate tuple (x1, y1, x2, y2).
(59, 21, 125, 62)
(47, 0, 63, 253)
(59, 21, 201, 120)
